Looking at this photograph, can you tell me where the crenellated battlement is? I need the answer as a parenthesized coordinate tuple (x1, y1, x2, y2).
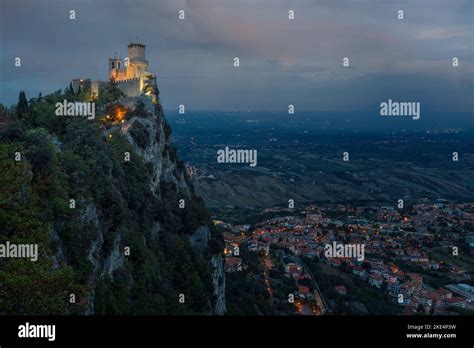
(111, 77, 142, 97)
(111, 77, 140, 84)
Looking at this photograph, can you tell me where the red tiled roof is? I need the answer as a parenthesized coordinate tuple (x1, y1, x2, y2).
(225, 257, 241, 266)
(299, 286, 310, 294)
(446, 297, 465, 304)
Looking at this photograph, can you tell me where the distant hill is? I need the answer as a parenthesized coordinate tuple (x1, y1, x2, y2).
(167, 112, 474, 209)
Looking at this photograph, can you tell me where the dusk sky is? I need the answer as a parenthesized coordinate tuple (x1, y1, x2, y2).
(1, 0, 473, 113)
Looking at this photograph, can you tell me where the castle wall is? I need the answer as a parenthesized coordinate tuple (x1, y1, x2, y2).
(91, 80, 100, 100)
(110, 68, 130, 81)
(109, 62, 148, 83)
(112, 78, 141, 97)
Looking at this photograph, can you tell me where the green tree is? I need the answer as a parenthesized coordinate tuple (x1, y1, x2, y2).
(16, 91, 29, 119)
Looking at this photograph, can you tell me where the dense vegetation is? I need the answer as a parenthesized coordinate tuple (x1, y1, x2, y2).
(225, 253, 274, 315)
(302, 257, 402, 315)
(0, 83, 217, 314)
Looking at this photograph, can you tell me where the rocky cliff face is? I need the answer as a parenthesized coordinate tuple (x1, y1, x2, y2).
(211, 254, 226, 315)
(189, 225, 226, 315)
(51, 94, 225, 315)
(120, 98, 191, 197)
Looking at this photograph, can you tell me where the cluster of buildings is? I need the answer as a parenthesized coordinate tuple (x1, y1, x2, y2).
(216, 223, 251, 272)
(215, 200, 474, 314)
(281, 256, 323, 315)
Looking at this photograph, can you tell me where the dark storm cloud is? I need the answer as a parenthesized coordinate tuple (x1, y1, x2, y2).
(0, 0, 472, 113)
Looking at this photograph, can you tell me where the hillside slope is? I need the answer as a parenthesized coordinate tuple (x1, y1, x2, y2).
(0, 82, 225, 315)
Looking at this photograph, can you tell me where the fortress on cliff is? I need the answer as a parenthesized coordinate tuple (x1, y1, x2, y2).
(72, 42, 154, 99)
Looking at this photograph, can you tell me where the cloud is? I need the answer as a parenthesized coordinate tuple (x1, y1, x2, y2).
(0, 0, 472, 114)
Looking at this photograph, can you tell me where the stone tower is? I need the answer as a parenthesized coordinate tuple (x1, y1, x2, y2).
(126, 42, 149, 91)
(108, 53, 124, 80)
(107, 42, 151, 96)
